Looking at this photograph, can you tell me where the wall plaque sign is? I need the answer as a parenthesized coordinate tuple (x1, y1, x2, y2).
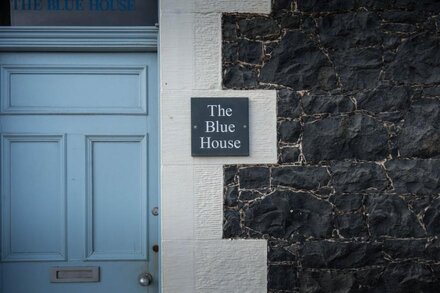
(191, 98, 249, 157)
(9, 0, 157, 26)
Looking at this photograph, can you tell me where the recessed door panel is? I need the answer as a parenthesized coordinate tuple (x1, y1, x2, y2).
(1, 65, 147, 114)
(86, 136, 147, 260)
(1, 135, 66, 261)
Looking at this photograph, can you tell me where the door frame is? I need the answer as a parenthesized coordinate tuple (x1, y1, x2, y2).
(0, 26, 161, 292)
(0, 26, 159, 52)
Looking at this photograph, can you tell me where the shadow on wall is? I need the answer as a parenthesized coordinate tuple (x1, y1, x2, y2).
(0, 1, 10, 25)
(222, 0, 440, 292)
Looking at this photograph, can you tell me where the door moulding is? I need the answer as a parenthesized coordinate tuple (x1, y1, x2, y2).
(0, 26, 158, 52)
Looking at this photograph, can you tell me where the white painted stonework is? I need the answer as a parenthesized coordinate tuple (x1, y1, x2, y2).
(160, 0, 275, 292)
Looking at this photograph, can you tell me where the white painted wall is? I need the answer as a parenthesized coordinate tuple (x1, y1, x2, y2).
(159, 1, 275, 292)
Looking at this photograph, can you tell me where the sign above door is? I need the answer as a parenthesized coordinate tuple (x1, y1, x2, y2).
(9, 0, 157, 26)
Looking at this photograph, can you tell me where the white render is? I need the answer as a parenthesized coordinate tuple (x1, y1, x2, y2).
(160, 0, 275, 292)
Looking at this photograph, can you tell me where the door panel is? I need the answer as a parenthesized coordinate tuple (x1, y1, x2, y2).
(0, 52, 158, 293)
(1, 135, 66, 262)
(2, 65, 147, 113)
(86, 136, 147, 261)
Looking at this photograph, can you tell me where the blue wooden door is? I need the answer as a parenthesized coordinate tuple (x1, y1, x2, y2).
(0, 52, 159, 293)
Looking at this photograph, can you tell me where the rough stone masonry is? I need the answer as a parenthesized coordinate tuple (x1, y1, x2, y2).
(222, 0, 440, 292)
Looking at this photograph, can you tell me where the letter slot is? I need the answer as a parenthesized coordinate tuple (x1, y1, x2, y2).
(50, 267, 100, 283)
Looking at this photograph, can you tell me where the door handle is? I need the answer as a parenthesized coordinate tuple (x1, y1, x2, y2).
(138, 272, 153, 286)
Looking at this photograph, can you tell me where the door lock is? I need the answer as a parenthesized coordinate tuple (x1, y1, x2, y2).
(138, 272, 153, 286)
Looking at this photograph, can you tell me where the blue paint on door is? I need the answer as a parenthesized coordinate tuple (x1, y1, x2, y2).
(0, 52, 159, 293)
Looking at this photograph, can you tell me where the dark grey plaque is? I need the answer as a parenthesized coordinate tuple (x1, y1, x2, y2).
(10, 0, 157, 26)
(191, 97, 249, 157)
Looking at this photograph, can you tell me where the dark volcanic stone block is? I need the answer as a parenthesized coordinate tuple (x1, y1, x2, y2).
(385, 159, 440, 194)
(357, 0, 391, 9)
(277, 89, 302, 119)
(335, 213, 368, 238)
(302, 94, 355, 114)
(377, 111, 405, 124)
(426, 238, 440, 260)
(268, 241, 297, 262)
(334, 46, 382, 68)
(356, 85, 412, 113)
(223, 64, 258, 89)
(238, 39, 263, 64)
(224, 165, 238, 185)
(222, 15, 237, 41)
(386, 34, 440, 84)
(268, 265, 297, 290)
(317, 12, 382, 50)
(297, 0, 356, 12)
(398, 99, 440, 158)
(383, 239, 427, 259)
(366, 194, 425, 238)
(300, 241, 384, 269)
(332, 47, 383, 90)
(301, 268, 385, 293)
(330, 194, 364, 212)
(272, 166, 330, 190)
(406, 195, 435, 216)
(238, 16, 280, 40)
(381, 10, 423, 23)
(239, 190, 262, 201)
(278, 120, 302, 143)
(303, 114, 389, 162)
(239, 167, 270, 189)
(244, 191, 333, 239)
(300, 270, 356, 293)
(331, 162, 389, 193)
(223, 210, 242, 238)
(260, 31, 337, 90)
(382, 23, 418, 34)
(382, 262, 440, 293)
(222, 42, 238, 63)
(224, 186, 239, 207)
(423, 198, 440, 236)
(423, 86, 440, 97)
(353, 267, 386, 291)
(338, 67, 381, 91)
(278, 13, 301, 30)
(272, 0, 293, 12)
(244, 193, 289, 238)
(279, 147, 300, 164)
(383, 35, 401, 50)
(405, 0, 440, 12)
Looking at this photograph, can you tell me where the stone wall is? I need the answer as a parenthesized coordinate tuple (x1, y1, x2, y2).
(222, 1, 440, 292)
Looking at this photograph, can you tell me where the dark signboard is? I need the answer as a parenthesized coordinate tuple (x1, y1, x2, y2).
(9, 0, 157, 26)
(191, 98, 249, 157)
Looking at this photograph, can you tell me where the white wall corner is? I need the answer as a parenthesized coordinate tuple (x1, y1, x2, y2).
(162, 240, 195, 292)
(160, 11, 195, 91)
(161, 165, 194, 241)
(160, 0, 273, 292)
(194, 13, 222, 90)
(193, 165, 223, 239)
(194, 240, 268, 293)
